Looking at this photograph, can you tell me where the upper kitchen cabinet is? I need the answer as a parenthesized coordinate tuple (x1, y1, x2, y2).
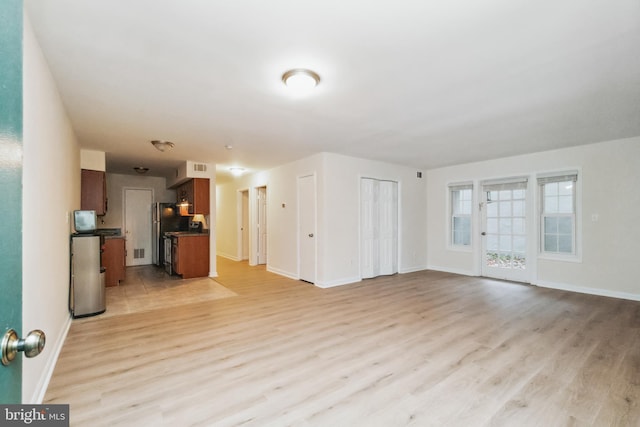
(176, 178, 209, 215)
(81, 169, 107, 215)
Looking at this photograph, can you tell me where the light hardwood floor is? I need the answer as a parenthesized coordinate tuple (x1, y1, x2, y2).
(45, 258, 640, 426)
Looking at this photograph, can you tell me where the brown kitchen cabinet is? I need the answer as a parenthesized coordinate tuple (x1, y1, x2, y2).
(172, 235, 209, 279)
(102, 237, 125, 287)
(176, 178, 209, 215)
(81, 169, 107, 215)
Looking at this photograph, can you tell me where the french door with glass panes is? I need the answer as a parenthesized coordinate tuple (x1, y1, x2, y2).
(481, 178, 529, 282)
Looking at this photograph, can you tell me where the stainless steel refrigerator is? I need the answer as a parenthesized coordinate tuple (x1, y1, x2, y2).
(152, 203, 187, 266)
(70, 235, 106, 318)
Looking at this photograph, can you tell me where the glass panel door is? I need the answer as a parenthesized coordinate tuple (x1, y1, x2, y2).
(481, 186, 529, 282)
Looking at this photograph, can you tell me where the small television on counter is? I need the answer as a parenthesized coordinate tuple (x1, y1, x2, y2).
(74, 210, 97, 234)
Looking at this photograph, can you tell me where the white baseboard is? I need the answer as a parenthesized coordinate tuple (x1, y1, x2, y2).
(315, 277, 361, 289)
(534, 279, 640, 302)
(266, 265, 298, 281)
(29, 314, 72, 404)
(426, 265, 477, 277)
(399, 265, 429, 274)
(217, 252, 240, 261)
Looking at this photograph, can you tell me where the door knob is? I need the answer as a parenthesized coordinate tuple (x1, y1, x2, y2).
(308, 233, 314, 238)
(1, 329, 46, 366)
(481, 232, 487, 236)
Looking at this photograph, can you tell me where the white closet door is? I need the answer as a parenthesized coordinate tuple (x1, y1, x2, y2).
(361, 178, 398, 279)
(361, 178, 379, 279)
(379, 180, 398, 275)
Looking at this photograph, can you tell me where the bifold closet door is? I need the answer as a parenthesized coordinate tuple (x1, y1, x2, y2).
(361, 178, 398, 279)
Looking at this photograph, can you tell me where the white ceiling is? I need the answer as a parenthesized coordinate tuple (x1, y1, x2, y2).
(25, 0, 640, 181)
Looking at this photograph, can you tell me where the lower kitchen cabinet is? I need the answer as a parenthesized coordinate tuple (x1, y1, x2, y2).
(102, 237, 126, 287)
(172, 235, 209, 279)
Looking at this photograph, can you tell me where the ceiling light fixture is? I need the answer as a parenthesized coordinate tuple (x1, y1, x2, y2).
(133, 167, 149, 174)
(151, 140, 175, 152)
(229, 167, 245, 177)
(282, 69, 320, 91)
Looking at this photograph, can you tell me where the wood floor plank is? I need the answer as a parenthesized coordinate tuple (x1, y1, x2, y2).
(44, 258, 640, 426)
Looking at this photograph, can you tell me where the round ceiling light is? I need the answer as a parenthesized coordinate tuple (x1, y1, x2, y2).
(133, 167, 149, 174)
(229, 167, 245, 177)
(150, 140, 175, 152)
(282, 69, 320, 91)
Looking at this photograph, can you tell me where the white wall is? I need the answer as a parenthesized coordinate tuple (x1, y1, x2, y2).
(426, 137, 640, 299)
(216, 152, 428, 287)
(22, 13, 80, 403)
(79, 149, 105, 171)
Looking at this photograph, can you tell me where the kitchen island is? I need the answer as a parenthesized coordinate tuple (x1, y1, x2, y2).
(165, 232, 209, 279)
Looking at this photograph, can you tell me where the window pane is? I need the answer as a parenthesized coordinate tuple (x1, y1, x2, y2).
(558, 235, 573, 253)
(513, 218, 525, 234)
(558, 181, 573, 196)
(558, 217, 573, 235)
(545, 182, 559, 196)
(487, 218, 498, 233)
(513, 236, 526, 253)
(487, 201, 498, 217)
(453, 216, 471, 246)
(461, 200, 472, 215)
(499, 190, 511, 200)
(499, 218, 512, 234)
(558, 195, 573, 213)
(488, 191, 498, 202)
(513, 189, 525, 199)
(544, 217, 558, 233)
(487, 235, 499, 251)
(545, 196, 558, 213)
(499, 235, 512, 252)
(499, 201, 512, 216)
(544, 234, 558, 252)
(512, 200, 525, 217)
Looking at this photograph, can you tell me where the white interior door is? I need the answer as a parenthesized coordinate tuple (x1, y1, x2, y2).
(298, 175, 316, 283)
(361, 178, 398, 279)
(361, 178, 380, 279)
(256, 186, 267, 265)
(241, 190, 249, 260)
(124, 188, 153, 266)
(481, 178, 529, 282)
(379, 180, 398, 275)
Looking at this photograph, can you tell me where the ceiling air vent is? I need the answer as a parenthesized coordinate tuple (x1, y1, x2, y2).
(193, 163, 207, 172)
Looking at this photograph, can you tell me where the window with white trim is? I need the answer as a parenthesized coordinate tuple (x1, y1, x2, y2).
(538, 172, 577, 255)
(450, 183, 473, 247)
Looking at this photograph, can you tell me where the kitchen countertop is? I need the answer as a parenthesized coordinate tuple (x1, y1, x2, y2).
(164, 231, 209, 237)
